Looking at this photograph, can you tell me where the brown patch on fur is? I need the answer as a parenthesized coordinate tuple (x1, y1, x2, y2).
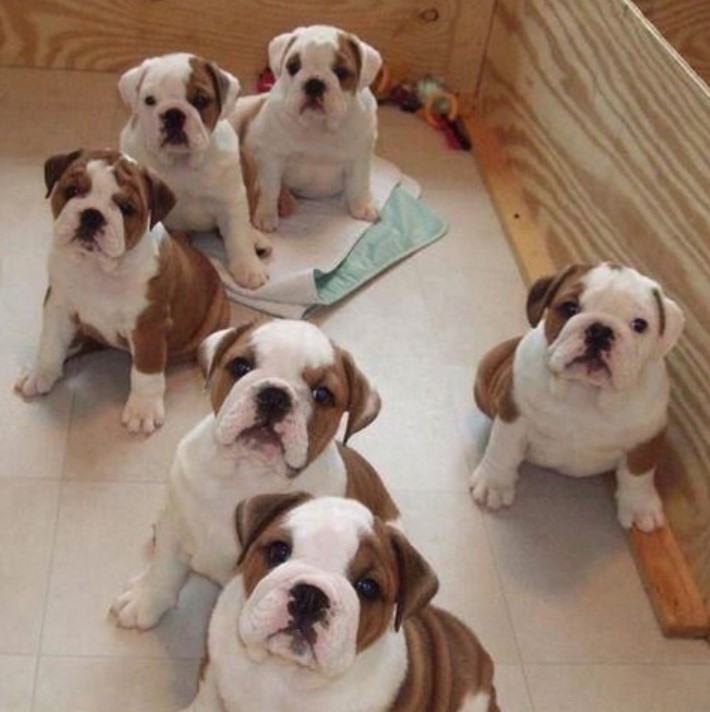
(652, 288, 666, 336)
(187, 56, 223, 132)
(335, 33, 361, 92)
(198, 653, 210, 681)
(627, 430, 666, 475)
(474, 337, 521, 422)
(391, 606, 499, 711)
(340, 443, 399, 522)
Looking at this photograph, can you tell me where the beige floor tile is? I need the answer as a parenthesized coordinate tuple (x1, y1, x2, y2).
(33, 656, 199, 712)
(525, 663, 710, 712)
(393, 489, 521, 664)
(0, 480, 60, 654)
(42, 482, 218, 659)
(0, 655, 35, 712)
(494, 664, 534, 712)
(484, 495, 710, 664)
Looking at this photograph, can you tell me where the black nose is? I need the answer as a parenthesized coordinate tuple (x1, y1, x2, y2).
(162, 108, 186, 129)
(289, 583, 329, 623)
(585, 322, 614, 350)
(79, 209, 106, 234)
(256, 386, 291, 421)
(303, 78, 326, 99)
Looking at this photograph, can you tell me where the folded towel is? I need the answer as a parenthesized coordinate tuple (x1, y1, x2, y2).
(192, 157, 447, 317)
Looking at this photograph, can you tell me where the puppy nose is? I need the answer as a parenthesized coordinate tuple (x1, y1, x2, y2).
(303, 78, 326, 99)
(162, 108, 186, 129)
(585, 322, 614, 349)
(289, 583, 330, 622)
(256, 386, 291, 420)
(79, 209, 106, 233)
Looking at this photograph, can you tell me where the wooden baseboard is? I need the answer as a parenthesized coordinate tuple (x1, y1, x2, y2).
(466, 114, 710, 639)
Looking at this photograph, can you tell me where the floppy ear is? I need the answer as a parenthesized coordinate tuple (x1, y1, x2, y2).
(235, 492, 312, 566)
(206, 61, 241, 119)
(338, 347, 381, 444)
(268, 29, 301, 78)
(388, 527, 439, 631)
(44, 149, 83, 198)
(351, 35, 382, 90)
(118, 59, 151, 111)
(526, 264, 586, 326)
(141, 168, 176, 228)
(198, 321, 259, 384)
(655, 291, 685, 357)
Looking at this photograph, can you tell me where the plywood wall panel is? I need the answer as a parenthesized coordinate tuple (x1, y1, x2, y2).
(0, 0, 494, 93)
(479, 0, 710, 599)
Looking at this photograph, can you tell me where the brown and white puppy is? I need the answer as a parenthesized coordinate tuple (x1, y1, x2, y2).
(14, 148, 229, 434)
(119, 52, 270, 289)
(178, 493, 499, 712)
(111, 319, 398, 630)
(470, 263, 685, 532)
(232, 25, 382, 232)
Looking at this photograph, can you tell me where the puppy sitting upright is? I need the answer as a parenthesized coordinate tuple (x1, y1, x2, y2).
(470, 263, 685, 532)
(15, 149, 229, 434)
(111, 319, 398, 630)
(233, 25, 382, 232)
(119, 52, 270, 289)
(179, 494, 499, 712)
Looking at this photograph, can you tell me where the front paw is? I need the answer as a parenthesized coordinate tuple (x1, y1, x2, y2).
(121, 393, 165, 435)
(616, 489, 665, 532)
(348, 198, 379, 223)
(253, 206, 279, 233)
(229, 254, 268, 290)
(111, 572, 176, 630)
(469, 465, 517, 510)
(14, 368, 61, 398)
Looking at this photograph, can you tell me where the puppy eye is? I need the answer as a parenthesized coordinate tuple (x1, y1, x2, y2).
(144, 95, 157, 107)
(64, 186, 78, 200)
(286, 57, 301, 76)
(312, 385, 334, 405)
(265, 541, 291, 567)
(354, 577, 380, 601)
(192, 95, 211, 110)
(117, 202, 134, 216)
(559, 300, 580, 318)
(227, 357, 252, 379)
(333, 66, 350, 81)
(631, 318, 648, 334)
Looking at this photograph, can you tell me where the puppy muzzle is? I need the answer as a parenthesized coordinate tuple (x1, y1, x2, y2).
(149, 99, 210, 154)
(54, 197, 125, 259)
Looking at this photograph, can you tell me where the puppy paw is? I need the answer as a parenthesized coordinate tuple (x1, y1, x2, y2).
(278, 187, 298, 218)
(469, 466, 517, 510)
(111, 573, 176, 630)
(348, 198, 379, 223)
(121, 394, 165, 435)
(253, 208, 279, 233)
(229, 255, 268, 290)
(616, 491, 665, 532)
(14, 369, 60, 398)
(252, 229, 273, 258)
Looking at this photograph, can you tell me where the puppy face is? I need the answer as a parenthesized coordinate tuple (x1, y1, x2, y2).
(234, 494, 438, 679)
(43, 149, 175, 265)
(198, 320, 381, 477)
(268, 25, 382, 129)
(527, 263, 685, 390)
(118, 52, 240, 157)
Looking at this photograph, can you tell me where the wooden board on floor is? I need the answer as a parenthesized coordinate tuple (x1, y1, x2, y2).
(467, 115, 710, 638)
(0, 0, 495, 93)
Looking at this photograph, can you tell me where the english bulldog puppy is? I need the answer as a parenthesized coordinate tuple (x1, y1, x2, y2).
(111, 319, 398, 630)
(119, 52, 270, 289)
(470, 263, 685, 532)
(178, 493, 499, 712)
(14, 148, 230, 434)
(232, 25, 382, 232)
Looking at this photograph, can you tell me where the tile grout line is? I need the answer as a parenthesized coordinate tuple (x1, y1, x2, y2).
(28, 388, 76, 712)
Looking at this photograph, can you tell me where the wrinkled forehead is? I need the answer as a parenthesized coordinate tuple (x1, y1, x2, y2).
(580, 264, 656, 310)
(251, 321, 335, 375)
(142, 54, 193, 93)
(291, 26, 340, 59)
(284, 498, 374, 573)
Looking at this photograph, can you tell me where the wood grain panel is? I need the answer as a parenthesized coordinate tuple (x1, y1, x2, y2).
(478, 0, 710, 619)
(0, 0, 494, 93)
(636, 0, 710, 87)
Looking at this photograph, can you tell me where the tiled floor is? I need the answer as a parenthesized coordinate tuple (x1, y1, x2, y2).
(1, 66, 709, 712)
